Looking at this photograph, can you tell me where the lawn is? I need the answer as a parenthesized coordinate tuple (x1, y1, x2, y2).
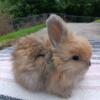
(94, 19, 100, 23)
(0, 24, 45, 49)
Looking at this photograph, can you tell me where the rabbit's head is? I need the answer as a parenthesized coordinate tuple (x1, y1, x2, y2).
(46, 14, 92, 77)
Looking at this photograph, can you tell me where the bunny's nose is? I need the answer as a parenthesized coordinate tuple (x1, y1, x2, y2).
(88, 61, 91, 66)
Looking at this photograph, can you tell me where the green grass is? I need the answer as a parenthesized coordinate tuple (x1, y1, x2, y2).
(0, 24, 45, 49)
(94, 19, 100, 23)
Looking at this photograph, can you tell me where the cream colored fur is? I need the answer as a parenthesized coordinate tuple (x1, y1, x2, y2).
(12, 14, 92, 98)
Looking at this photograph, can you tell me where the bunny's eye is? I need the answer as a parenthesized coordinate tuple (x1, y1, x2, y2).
(72, 55, 80, 61)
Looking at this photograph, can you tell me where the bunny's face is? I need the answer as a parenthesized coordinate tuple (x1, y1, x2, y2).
(46, 15, 92, 76)
(53, 36, 92, 76)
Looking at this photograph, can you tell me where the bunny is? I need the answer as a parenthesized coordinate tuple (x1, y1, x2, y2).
(12, 14, 92, 98)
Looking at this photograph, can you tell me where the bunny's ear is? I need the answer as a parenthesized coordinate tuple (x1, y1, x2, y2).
(46, 14, 68, 47)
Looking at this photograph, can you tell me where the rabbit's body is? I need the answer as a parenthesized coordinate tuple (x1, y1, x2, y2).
(12, 36, 53, 91)
(12, 15, 92, 98)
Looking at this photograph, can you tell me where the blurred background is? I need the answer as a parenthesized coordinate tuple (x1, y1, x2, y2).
(0, 0, 100, 34)
(0, 0, 100, 48)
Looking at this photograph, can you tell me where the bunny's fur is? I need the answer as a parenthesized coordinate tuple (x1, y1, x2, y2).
(12, 14, 92, 98)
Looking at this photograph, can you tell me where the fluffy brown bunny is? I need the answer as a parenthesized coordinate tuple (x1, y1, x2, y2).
(12, 14, 92, 98)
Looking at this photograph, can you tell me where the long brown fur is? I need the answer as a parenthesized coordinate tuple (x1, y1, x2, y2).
(12, 14, 92, 98)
